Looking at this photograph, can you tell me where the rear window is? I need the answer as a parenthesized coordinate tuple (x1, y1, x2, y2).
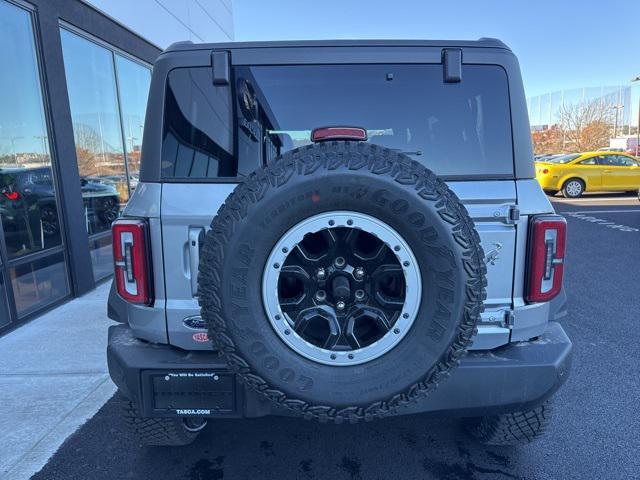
(161, 64, 514, 179)
(547, 154, 580, 164)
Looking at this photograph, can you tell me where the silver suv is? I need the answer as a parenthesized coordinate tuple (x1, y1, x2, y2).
(107, 39, 572, 447)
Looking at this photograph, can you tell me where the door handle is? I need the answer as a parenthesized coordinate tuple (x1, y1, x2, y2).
(188, 227, 205, 296)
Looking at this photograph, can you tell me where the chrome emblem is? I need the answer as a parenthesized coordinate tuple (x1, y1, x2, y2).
(183, 315, 206, 330)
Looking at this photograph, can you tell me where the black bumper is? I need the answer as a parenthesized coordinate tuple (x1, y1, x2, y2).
(107, 322, 572, 419)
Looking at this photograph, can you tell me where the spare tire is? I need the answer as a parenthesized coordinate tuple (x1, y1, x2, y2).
(199, 141, 486, 423)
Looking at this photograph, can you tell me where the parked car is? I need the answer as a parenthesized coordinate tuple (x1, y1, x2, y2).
(107, 38, 571, 447)
(536, 152, 640, 197)
(0, 167, 120, 255)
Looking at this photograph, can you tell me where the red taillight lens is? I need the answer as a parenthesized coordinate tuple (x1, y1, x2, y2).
(112, 219, 153, 305)
(542, 168, 549, 174)
(526, 215, 567, 303)
(311, 126, 367, 142)
(2, 191, 20, 201)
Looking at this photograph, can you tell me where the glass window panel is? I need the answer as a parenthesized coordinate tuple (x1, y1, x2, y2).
(88, 234, 113, 281)
(9, 251, 68, 318)
(114, 55, 151, 193)
(61, 29, 127, 237)
(0, 2, 63, 259)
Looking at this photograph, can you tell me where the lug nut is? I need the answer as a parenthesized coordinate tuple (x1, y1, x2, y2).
(354, 267, 365, 280)
(316, 268, 326, 281)
(355, 289, 365, 301)
(336, 300, 346, 311)
(315, 290, 327, 302)
(334, 257, 346, 269)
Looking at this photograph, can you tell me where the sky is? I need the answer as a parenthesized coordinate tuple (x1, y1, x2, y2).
(233, 0, 640, 98)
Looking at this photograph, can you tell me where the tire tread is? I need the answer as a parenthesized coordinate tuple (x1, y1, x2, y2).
(199, 141, 487, 423)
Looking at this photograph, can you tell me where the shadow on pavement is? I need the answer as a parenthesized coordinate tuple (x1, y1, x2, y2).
(33, 395, 526, 480)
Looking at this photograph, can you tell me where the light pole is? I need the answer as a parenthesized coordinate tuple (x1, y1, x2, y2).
(611, 104, 623, 139)
(632, 76, 640, 157)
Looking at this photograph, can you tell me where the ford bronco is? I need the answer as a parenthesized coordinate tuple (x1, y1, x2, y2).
(107, 38, 571, 446)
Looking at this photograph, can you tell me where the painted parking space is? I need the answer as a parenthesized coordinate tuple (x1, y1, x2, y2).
(563, 210, 640, 233)
(549, 192, 639, 209)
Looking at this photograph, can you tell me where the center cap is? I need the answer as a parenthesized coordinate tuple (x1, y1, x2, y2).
(331, 274, 351, 301)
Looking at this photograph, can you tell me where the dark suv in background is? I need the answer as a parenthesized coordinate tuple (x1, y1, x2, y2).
(0, 166, 120, 255)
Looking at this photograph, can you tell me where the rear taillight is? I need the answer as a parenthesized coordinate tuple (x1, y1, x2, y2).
(2, 191, 20, 201)
(525, 215, 567, 303)
(112, 219, 152, 305)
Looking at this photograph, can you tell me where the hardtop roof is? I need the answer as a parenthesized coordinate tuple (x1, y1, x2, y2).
(164, 38, 510, 53)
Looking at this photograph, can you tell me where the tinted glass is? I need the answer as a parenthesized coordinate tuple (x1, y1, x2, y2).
(89, 234, 114, 281)
(548, 154, 580, 164)
(9, 251, 68, 318)
(614, 155, 637, 167)
(61, 30, 126, 235)
(240, 64, 513, 177)
(579, 157, 597, 165)
(162, 67, 235, 178)
(115, 54, 151, 191)
(0, 2, 63, 259)
(161, 64, 514, 178)
(598, 155, 634, 167)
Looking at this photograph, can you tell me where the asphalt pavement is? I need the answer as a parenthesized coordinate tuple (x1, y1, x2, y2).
(31, 194, 640, 480)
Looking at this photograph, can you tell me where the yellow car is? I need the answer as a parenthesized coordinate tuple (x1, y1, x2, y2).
(535, 152, 640, 198)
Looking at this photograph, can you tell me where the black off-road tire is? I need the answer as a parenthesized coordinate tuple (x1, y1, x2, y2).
(121, 397, 204, 446)
(199, 141, 487, 423)
(465, 400, 553, 446)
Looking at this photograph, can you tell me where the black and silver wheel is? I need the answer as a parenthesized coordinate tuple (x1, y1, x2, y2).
(561, 178, 584, 198)
(100, 197, 119, 225)
(263, 211, 421, 366)
(199, 141, 487, 423)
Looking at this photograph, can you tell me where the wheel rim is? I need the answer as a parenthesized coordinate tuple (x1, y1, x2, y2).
(566, 181, 582, 196)
(262, 211, 421, 366)
(40, 207, 58, 235)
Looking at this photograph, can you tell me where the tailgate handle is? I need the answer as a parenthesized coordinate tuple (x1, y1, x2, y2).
(188, 227, 205, 296)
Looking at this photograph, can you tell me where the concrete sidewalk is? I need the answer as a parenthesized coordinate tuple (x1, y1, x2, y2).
(0, 282, 115, 480)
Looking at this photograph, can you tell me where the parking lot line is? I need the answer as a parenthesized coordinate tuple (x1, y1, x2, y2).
(561, 209, 640, 214)
(551, 197, 637, 203)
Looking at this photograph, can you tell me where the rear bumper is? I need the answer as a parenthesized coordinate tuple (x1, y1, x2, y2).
(107, 322, 572, 419)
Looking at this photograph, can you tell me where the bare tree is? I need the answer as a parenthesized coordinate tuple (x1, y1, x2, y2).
(557, 100, 615, 152)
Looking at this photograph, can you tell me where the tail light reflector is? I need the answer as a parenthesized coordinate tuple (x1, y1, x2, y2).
(526, 215, 567, 303)
(112, 219, 152, 305)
